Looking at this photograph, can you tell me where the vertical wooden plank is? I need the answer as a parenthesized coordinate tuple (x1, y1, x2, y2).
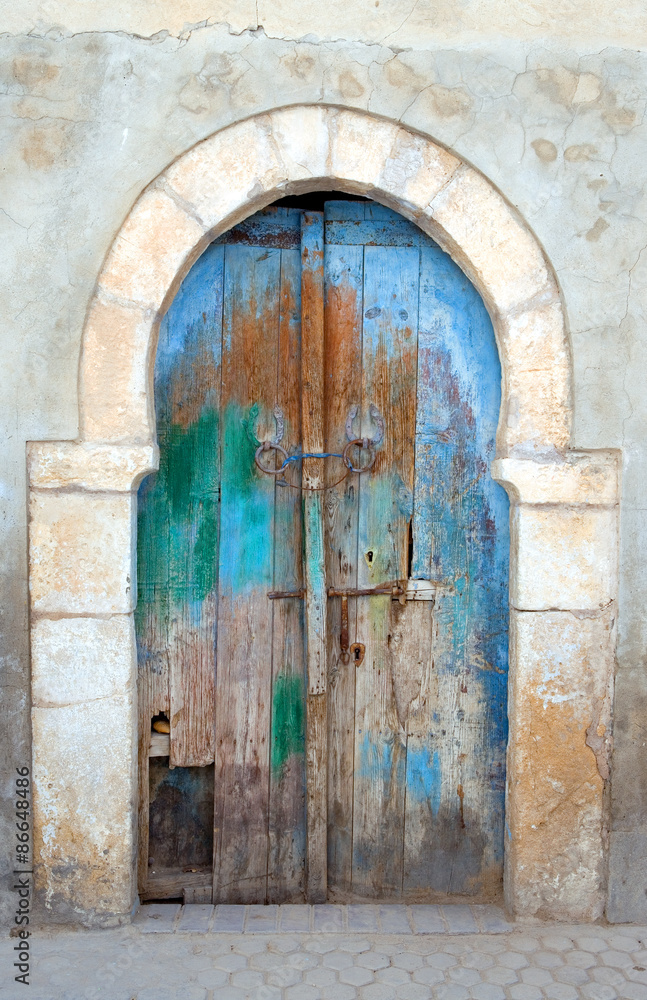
(394, 598, 435, 901)
(352, 243, 419, 898)
(267, 229, 307, 903)
(136, 243, 224, 887)
(403, 244, 509, 897)
(300, 211, 328, 903)
(323, 211, 364, 898)
(157, 243, 224, 768)
(212, 242, 281, 904)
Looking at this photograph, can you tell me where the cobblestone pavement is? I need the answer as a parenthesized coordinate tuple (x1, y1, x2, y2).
(2, 904, 647, 1000)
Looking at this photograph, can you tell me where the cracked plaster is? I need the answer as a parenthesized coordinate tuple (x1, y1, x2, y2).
(0, 12, 646, 923)
(2, 0, 647, 47)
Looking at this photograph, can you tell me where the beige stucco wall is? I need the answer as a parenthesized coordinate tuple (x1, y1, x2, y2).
(4, 0, 647, 47)
(2, 0, 647, 923)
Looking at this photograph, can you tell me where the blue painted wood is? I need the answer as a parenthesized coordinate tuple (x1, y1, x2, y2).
(405, 245, 509, 896)
(136, 240, 224, 768)
(323, 225, 364, 896)
(353, 240, 420, 896)
(325, 219, 439, 247)
(325, 200, 509, 900)
(137, 208, 308, 902)
(325, 200, 365, 220)
(300, 211, 329, 903)
(268, 239, 307, 903)
(138, 198, 508, 904)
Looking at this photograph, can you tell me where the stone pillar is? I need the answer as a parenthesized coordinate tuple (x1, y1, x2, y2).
(28, 443, 156, 925)
(493, 452, 619, 920)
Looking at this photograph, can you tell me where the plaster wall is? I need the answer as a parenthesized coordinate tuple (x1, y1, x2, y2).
(1, 1, 646, 923)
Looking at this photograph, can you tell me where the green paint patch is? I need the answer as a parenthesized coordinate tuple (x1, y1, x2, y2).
(271, 672, 305, 777)
(136, 406, 220, 619)
(218, 401, 275, 593)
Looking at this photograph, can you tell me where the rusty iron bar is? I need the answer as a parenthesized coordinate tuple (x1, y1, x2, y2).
(270, 581, 446, 600)
(267, 589, 306, 600)
(339, 595, 350, 664)
(327, 583, 405, 598)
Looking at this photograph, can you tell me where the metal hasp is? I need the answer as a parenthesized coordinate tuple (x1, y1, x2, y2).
(328, 583, 406, 663)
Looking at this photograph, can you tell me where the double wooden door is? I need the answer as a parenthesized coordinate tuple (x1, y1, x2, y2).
(136, 201, 509, 904)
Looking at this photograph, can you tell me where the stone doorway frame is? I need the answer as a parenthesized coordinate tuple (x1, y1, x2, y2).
(27, 105, 618, 926)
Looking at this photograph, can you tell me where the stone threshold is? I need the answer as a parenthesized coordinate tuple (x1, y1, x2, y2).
(134, 902, 512, 935)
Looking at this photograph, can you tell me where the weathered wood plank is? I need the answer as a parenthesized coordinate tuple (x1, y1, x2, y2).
(268, 232, 307, 903)
(183, 886, 213, 904)
(144, 243, 224, 768)
(393, 599, 435, 901)
(403, 244, 509, 898)
(137, 727, 152, 893)
(306, 691, 327, 902)
(325, 219, 439, 247)
(300, 211, 328, 903)
(352, 243, 419, 898)
(142, 868, 212, 901)
(325, 200, 366, 220)
(136, 243, 224, 890)
(149, 732, 171, 756)
(323, 227, 364, 898)
(212, 242, 281, 903)
(215, 206, 301, 249)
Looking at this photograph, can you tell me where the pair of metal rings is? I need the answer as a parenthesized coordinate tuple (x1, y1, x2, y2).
(254, 439, 376, 477)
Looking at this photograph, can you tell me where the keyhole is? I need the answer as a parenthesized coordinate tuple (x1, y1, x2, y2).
(350, 642, 365, 666)
(366, 550, 374, 565)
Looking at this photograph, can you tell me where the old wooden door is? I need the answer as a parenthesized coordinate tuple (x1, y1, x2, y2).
(136, 201, 509, 905)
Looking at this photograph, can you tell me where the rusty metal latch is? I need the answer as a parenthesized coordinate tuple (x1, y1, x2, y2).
(327, 584, 405, 598)
(328, 583, 405, 663)
(269, 580, 437, 662)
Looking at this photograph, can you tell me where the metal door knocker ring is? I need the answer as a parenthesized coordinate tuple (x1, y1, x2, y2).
(254, 440, 289, 475)
(343, 438, 376, 473)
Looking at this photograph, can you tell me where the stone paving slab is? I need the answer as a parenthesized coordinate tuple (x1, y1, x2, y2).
(133, 903, 513, 935)
(3, 910, 647, 1000)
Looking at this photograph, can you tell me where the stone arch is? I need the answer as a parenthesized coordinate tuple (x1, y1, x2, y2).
(79, 106, 570, 455)
(28, 106, 618, 926)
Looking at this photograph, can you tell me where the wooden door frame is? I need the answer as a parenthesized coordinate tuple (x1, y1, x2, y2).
(28, 105, 618, 926)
